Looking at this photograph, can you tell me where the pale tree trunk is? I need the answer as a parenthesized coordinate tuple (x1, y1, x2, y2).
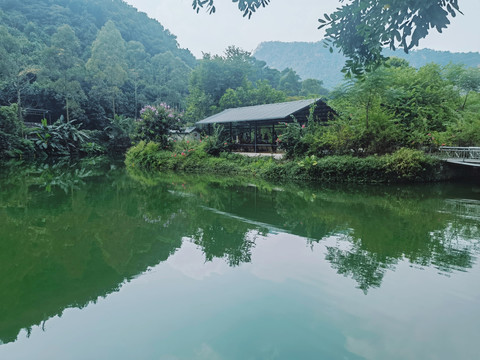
(17, 87, 22, 122)
(365, 98, 371, 129)
(112, 93, 116, 119)
(64, 73, 70, 122)
(66, 97, 70, 122)
(462, 91, 469, 110)
(134, 79, 138, 119)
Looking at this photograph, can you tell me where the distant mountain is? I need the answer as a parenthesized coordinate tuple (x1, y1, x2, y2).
(254, 41, 480, 89)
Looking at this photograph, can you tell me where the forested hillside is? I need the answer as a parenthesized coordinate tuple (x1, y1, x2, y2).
(254, 41, 480, 89)
(0, 0, 330, 159)
(0, 0, 195, 127)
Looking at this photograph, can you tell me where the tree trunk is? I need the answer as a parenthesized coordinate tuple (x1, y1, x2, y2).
(112, 92, 116, 119)
(64, 73, 69, 122)
(365, 99, 370, 129)
(66, 97, 70, 122)
(462, 91, 469, 110)
(17, 87, 22, 122)
(134, 79, 138, 119)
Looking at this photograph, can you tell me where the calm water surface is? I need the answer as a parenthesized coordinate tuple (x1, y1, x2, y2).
(0, 158, 479, 360)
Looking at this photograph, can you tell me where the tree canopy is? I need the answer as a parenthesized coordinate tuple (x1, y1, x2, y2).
(193, 0, 464, 76)
(0, 0, 195, 127)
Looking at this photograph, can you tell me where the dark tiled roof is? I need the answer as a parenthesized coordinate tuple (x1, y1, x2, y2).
(196, 99, 319, 125)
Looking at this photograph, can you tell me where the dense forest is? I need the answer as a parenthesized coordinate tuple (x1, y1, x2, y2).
(0, 0, 325, 159)
(125, 57, 480, 182)
(1, 0, 479, 173)
(0, 0, 195, 125)
(254, 41, 480, 89)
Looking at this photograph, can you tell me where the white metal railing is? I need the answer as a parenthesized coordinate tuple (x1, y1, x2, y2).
(438, 146, 480, 160)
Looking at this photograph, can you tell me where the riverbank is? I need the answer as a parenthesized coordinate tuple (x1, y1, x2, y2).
(125, 141, 450, 183)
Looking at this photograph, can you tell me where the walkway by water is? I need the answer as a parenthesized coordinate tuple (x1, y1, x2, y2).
(236, 152, 284, 160)
(438, 146, 480, 169)
(445, 158, 480, 167)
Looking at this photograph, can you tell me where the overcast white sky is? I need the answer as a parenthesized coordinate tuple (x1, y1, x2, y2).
(124, 0, 480, 58)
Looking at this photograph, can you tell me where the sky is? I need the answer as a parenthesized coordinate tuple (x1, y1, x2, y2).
(124, 0, 480, 58)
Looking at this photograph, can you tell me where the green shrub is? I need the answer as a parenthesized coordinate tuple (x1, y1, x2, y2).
(202, 124, 232, 156)
(277, 118, 309, 158)
(384, 148, 437, 180)
(104, 115, 135, 152)
(133, 104, 182, 149)
(0, 104, 29, 158)
(28, 117, 91, 156)
(126, 140, 441, 183)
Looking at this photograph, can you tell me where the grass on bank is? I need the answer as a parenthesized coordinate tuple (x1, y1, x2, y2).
(125, 139, 444, 183)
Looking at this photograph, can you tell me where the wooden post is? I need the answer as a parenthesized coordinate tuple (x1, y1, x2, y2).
(272, 123, 275, 153)
(249, 122, 252, 146)
(254, 122, 257, 153)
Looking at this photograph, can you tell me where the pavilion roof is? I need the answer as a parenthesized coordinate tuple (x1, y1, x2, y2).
(196, 99, 320, 125)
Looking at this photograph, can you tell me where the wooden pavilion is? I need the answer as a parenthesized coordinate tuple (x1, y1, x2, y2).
(195, 99, 335, 152)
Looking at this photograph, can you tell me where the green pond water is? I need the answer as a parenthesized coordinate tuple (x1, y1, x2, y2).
(0, 158, 479, 360)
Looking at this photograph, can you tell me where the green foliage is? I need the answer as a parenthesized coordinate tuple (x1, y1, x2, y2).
(202, 124, 232, 156)
(125, 140, 442, 183)
(384, 148, 437, 181)
(86, 21, 128, 118)
(277, 118, 309, 159)
(443, 93, 480, 146)
(0, 0, 195, 132)
(80, 141, 106, 156)
(133, 104, 182, 149)
(0, 104, 22, 138)
(300, 78, 329, 97)
(104, 115, 135, 152)
(0, 104, 32, 158)
(28, 116, 91, 156)
(186, 46, 312, 121)
(41, 24, 86, 122)
(325, 61, 468, 154)
(218, 80, 286, 110)
(457, 67, 480, 109)
(279, 68, 301, 96)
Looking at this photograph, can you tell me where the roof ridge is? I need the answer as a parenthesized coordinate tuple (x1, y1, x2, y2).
(196, 98, 326, 125)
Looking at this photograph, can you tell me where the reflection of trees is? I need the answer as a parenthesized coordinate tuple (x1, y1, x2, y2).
(190, 215, 258, 267)
(1, 162, 479, 344)
(135, 171, 480, 294)
(0, 161, 186, 344)
(326, 243, 393, 294)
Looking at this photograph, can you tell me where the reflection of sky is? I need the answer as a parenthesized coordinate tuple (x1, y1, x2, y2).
(1, 231, 479, 360)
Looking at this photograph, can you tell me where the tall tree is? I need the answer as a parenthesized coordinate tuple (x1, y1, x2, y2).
(43, 25, 85, 121)
(144, 51, 191, 109)
(0, 26, 41, 121)
(86, 21, 127, 118)
(126, 41, 149, 119)
(458, 67, 480, 110)
(279, 68, 301, 96)
(218, 80, 286, 110)
(301, 79, 329, 97)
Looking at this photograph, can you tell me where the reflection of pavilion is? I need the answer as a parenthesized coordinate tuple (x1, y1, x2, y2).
(196, 99, 335, 153)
